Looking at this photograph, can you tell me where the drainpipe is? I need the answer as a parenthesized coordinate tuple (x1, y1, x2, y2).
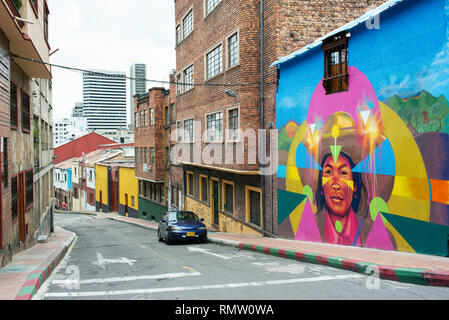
(168, 96, 172, 209)
(260, 0, 266, 234)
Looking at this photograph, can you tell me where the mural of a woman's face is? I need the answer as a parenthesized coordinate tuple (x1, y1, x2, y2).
(322, 154, 356, 218)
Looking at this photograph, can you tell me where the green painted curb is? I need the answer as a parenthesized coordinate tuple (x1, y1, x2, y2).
(394, 268, 428, 285)
(17, 285, 36, 296)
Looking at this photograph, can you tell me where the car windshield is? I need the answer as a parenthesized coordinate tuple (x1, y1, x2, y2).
(168, 211, 199, 222)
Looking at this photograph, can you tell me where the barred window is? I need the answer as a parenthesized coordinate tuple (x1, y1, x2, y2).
(228, 33, 239, 68)
(135, 147, 139, 163)
(206, 0, 221, 15)
(183, 10, 193, 39)
(200, 176, 208, 202)
(10, 82, 18, 127)
(207, 112, 223, 142)
(224, 183, 234, 214)
(184, 119, 194, 142)
(206, 45, 222, 80)
(22, 91, 30, 132)
(249, 189, 261, 226)
(183, 65, 194, 91)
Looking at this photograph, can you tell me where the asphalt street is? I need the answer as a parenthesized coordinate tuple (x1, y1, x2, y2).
(34, 214, 449, 300)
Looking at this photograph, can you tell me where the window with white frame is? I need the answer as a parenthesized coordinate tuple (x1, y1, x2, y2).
(207, 112, 223, 142)
(206, 45, 222, 80)
(184, 119, 194, 142)
(228, 32, 239, 68)
(177, 121, 182, 142)
(176, 24, 181, 45)
(205, 0, 221, 16)
(176, 74, 182, 95)
(183, 10, 193, 39)
(150, 108, 154, 125)
(183, 65, 194, 91)
(228, 108, 239, 140)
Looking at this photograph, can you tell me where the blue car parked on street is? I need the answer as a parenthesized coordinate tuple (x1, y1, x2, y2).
(158, 210, 207, 244)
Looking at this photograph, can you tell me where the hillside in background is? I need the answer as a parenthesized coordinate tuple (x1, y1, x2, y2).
(385, 90, 449, 134)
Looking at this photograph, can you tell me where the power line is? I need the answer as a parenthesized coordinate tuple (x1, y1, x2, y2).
(10, 53, 277, 88)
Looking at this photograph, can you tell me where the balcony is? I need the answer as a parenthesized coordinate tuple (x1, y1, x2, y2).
(0, 0, 51, 78)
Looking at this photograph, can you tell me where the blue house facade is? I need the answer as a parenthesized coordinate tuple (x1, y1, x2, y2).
(275, 0, 449, 256)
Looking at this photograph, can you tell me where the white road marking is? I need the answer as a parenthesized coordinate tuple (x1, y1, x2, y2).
(251, 262, 306, 275)
(52, 271, 202, 285)
(44, 274, 365, 298)
(187, 246, 233, 260)
(92, 253, 137, 268)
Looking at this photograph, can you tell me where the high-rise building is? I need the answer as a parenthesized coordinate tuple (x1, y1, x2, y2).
(129, 64, 147, 128)
(83, 70, 127, 131)
(71, 102, 84, 117)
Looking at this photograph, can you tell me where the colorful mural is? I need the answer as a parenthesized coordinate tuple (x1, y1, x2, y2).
(276, 0, 449, 256)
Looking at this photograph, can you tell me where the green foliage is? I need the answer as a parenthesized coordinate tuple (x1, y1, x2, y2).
(278, 127, 292, 151)
(385, 90, 449, 134)
(13, 0, 22, 10)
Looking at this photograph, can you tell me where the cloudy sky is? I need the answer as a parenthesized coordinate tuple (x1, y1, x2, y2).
(49, 0, 176, 123)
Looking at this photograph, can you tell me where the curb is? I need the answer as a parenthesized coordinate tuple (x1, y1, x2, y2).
(97, 215, 449, 287)
(15, 231, 77, 300)
(233, 242, 449, 287)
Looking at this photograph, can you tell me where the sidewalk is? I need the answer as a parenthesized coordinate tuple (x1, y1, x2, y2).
(95, 211, 449, 287)
(0, 226, 76, 300)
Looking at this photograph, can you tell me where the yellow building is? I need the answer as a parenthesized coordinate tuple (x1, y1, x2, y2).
(95, 164, 110, 212)
(118, 165, 139, 217)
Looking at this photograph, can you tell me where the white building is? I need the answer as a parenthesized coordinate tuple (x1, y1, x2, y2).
(53, 117, 89, 147)
(83, 70, 127, 131)
(95, 129, 134, 144)
(129, 64, 147, 129)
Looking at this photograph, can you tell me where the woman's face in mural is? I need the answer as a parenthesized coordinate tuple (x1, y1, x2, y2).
(322, 154, 356, 218)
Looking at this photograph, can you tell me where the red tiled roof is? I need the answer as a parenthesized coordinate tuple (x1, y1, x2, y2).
(54, 132, 116, 164)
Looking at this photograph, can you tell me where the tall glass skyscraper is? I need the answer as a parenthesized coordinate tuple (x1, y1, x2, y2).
(129, 64, 147, 128)
(83, 70, 127, 130)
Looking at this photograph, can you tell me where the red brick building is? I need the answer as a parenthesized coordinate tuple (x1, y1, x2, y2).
(172, 0, 386, 236)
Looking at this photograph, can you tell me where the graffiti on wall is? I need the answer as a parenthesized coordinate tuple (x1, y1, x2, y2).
(277, 66, 449, 256)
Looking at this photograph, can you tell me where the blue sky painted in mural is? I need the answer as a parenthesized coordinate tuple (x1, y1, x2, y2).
(276, 0, 448, 128)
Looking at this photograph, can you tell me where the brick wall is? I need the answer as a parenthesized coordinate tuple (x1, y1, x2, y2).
(174, 0, 262, 172)
(134, 87, 167, 182)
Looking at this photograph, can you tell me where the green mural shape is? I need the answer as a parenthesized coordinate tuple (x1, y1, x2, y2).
(369, 197, 389, 222)
(382, 212, 449, 257)
(277, 189, 307, 225)
(330, 145, 342, 164)
(302, 185, 314, 205)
